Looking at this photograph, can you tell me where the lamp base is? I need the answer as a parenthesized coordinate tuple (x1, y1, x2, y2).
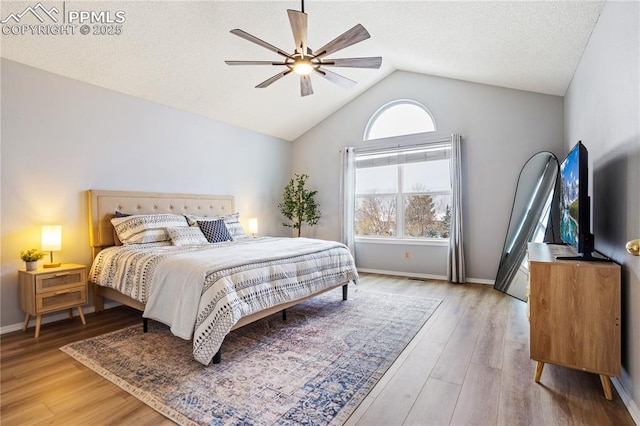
(43, 262, 61, 268)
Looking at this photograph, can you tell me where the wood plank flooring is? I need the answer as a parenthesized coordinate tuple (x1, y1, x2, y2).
(1, 273, 634, 425)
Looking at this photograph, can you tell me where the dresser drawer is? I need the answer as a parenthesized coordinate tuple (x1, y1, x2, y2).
(35, 268, 87, 293)
(36, 285, 87, 313)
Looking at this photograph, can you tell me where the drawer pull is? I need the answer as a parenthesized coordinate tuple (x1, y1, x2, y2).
(54, 272, 70, 277)
(54, 290, 71, 295)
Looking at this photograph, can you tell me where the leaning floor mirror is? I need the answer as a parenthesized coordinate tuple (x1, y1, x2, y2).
(494, 151, 559, 301)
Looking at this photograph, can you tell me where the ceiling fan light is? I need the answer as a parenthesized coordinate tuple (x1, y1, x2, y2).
(293, 61, 313, 75)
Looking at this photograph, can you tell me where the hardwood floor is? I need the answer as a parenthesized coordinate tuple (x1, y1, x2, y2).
(1, 273, 633, 425)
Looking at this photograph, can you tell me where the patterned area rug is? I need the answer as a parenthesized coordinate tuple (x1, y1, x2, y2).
(61, 287, 441, 425)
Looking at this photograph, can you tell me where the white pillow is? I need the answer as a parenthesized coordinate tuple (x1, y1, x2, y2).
(166, 226, 209, 246)
(111, 214, 188, 245)
(222, 213, 248, 240)
(183, 213, 220, 227)
(185, 213, 247, 240)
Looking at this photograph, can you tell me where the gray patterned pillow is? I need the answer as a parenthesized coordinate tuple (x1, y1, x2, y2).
(111, 214, 188, 245)
(166, 226, 209, 246)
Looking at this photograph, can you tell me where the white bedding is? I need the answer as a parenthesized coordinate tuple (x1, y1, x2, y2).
(90, 237, 358, 365)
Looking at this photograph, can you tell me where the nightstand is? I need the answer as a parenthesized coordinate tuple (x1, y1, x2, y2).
(19, 263, 88, 337)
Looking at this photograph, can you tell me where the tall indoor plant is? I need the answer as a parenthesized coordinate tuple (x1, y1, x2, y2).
(278, 173, 321, 237)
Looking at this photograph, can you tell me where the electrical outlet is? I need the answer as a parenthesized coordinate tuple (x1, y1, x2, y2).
(404, 251, 410, 259)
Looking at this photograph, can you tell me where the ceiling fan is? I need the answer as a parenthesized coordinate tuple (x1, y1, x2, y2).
(225, 0, 382, 97)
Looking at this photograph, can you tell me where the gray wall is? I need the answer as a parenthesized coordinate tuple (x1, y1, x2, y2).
(0, 59, 292, 330)
(292, 71, 564, 281)
(564, 0, 640, 415)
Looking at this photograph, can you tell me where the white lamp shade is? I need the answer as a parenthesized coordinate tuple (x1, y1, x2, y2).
(41, 225, 62, 251)
(248, 218, 258, 235)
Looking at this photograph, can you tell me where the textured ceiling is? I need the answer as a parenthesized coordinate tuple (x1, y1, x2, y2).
(0, 1, 605, 141)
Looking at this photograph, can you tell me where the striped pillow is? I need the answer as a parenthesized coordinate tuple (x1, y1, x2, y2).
(166, 226, 209, 246)
(111, 214, 188, 245)
(183, 213, 220, 227)
(222, 213, 247, 240)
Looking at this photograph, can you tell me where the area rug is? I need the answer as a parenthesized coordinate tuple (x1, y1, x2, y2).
(61, 287, 441, 426)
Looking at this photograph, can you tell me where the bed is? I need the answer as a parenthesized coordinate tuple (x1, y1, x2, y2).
(87, 190, 358, 365)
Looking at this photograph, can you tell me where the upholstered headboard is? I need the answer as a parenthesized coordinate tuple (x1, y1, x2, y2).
(87, 190, 235, 255)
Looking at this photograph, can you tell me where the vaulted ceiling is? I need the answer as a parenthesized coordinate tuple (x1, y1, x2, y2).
(1, 1, 605, 141)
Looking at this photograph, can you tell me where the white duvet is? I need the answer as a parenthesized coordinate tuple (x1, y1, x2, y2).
(90, 237, 358, 365)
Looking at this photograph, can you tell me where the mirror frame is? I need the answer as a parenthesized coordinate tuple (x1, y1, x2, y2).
(494, 151, 559, 300)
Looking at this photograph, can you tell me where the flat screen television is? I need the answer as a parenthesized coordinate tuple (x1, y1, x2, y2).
(558, 141, 598, 260)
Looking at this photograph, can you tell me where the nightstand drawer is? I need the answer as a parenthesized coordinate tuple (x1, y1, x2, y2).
(35, 268, 86, 293)
(36, 286, 87, 313)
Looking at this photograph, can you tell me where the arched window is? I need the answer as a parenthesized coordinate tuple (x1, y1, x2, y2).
(353, 100, 451, 240)
(364, 99, 436, 141)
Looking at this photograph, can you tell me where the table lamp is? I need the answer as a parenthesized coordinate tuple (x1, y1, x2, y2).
(248, 218, 258, 237)
(41, 225, 62, 268)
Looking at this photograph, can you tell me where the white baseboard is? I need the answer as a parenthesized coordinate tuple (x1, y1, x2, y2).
(612, 377, 640, 425)
(356, 268, 494, 285)
(357, 268, 447, 281)
(466, 277, 495, 285)
(0, 301, 123, 335)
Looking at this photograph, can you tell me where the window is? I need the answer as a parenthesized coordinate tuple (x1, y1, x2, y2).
(355, 143, 452, 239)
(364, 99, 435, 140)
(355, 100, 450, 240)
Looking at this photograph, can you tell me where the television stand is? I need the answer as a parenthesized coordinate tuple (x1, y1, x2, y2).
(527, 242, 621, 400)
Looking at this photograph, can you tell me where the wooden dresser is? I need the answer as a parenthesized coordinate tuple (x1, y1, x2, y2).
(527, 242, 620, 399)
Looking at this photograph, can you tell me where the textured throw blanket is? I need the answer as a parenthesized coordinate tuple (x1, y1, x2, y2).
(90, 237, 358, 365)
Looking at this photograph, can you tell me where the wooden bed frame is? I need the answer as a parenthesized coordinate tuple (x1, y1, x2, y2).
(87, 189, 348, 362)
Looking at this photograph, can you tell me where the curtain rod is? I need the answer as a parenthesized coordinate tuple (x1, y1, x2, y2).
(354, 136, 452, 155)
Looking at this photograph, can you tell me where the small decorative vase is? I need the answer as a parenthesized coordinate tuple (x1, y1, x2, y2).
(25, 261, 38, 271)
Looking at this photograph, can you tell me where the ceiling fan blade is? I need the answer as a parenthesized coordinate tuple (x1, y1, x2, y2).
(287, 9, 308, 56)
(225, 60, 287, 66)
(313, 24, 371, 59)
(256, 69, 293, 89)
(300, 75, 313, 97)
(321, 57, 382, 69)
(314, 68, 357, 89)
(230, 29, 293, 59)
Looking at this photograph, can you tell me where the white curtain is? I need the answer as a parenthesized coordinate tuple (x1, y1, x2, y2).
(340, 147, 356, 256)
(447, 133, 466, 283)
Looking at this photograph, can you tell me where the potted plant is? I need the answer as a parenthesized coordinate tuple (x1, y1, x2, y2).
(278, 173, 321, 237)
(20, 249, 45, 271)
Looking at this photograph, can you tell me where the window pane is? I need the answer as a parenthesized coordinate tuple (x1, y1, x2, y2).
(355, 196, 397, 236)
(367, 103, 435, 140)
(403, 160, 451, 193)
(356, 165, 398, 194)
(404, 194, 452, 238)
